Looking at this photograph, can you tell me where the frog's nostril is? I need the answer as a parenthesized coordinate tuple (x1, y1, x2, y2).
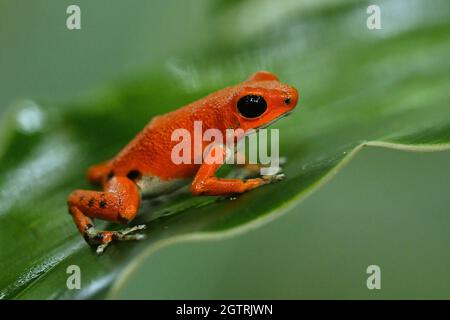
(284, 98, 291, 105)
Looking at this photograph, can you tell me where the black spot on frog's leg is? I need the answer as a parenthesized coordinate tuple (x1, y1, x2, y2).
(93, 233, 104, 241)
(107, 170, 114, 180)
(79, 195, 85, 202)
(88, 198, 95, 208)
(127, 170, 141, 181)
(100, 200, 107, 208)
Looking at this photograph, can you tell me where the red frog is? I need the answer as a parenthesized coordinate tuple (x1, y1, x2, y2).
(67, 71, 299, 253)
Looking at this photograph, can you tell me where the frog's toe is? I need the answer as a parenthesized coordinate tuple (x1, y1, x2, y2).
(84, 225, 147, 254)
(262, 173, 286, 183)
(96, 242, 110, 254)
(112, 225, 147, 241)
(116, 224, 146, 235)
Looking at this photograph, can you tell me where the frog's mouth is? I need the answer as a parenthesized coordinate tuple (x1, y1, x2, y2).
(255, 111, 294, 131)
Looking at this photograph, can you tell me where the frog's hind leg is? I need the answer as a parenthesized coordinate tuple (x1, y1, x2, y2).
(67, 176, 145, 254)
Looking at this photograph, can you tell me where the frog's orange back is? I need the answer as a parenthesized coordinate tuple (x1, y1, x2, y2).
(108, 71, 298, 180)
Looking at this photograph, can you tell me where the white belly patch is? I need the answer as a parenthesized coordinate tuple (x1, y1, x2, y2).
(136, 175, 188, 198)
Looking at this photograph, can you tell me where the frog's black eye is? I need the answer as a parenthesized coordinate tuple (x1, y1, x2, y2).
(237, 95, 267, 118)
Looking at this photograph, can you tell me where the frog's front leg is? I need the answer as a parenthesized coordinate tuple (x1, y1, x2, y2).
(190, 145, 284, 196)
(67, 176, 145, 254)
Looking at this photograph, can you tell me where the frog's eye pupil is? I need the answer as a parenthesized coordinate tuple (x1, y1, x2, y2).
(237, 95, 267, 118)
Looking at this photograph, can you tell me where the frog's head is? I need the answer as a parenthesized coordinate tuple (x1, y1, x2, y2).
(230, 71, 298, 132)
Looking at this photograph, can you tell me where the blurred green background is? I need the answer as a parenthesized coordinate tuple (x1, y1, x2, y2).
(0, 0, 449, 299)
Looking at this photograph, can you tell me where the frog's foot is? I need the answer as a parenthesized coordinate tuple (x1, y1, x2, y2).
(84, 225, 147, 254)
(261, 173, 286, 185)
(230, 157, 287, 180)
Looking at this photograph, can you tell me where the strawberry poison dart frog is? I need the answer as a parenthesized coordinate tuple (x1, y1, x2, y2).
(67, 71, 299, 253)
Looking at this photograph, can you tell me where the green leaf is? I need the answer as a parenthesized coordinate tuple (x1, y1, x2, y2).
(1, 0, 449, 299)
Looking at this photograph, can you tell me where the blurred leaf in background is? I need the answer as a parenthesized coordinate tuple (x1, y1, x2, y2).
(0, 0, 449, 299)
